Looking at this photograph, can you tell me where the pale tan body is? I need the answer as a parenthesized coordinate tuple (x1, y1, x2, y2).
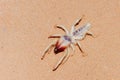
(41, 16, 94, 71)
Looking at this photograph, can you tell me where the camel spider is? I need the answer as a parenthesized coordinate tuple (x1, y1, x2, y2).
(41, 16, 94, 71)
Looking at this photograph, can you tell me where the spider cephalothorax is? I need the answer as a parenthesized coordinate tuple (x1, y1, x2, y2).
(41, 15, 94, 71)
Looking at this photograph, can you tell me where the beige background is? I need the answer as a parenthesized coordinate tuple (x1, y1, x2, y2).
(0, 0, 120, 80)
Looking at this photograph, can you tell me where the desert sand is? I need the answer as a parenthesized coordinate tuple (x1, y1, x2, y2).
(0, 0, 120, 80)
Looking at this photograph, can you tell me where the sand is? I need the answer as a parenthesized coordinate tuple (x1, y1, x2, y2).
(0, 0, 120, 80)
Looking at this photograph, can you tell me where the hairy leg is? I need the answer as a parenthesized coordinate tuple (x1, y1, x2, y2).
(77, 41, 84, 52)
(76, 41, 87, 56)
(55, 25, 69, 35)
(71, 15, 85, 34)
(53, 49, 68, 71)
(70, 44, 75, 56)
(41, 41, 56, 60)
(48, 34, 61, 38)
(86, 31, 95, 37)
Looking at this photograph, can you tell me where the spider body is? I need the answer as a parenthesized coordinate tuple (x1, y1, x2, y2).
(54, 23, 91, 54)
(41, 16, 94, 71)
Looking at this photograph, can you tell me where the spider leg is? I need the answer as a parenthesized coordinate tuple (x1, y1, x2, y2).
(48, 34, 61, 38)
(62, 44, 76, 65)
(62, 53, 70, 66)
(71, 15, 85, 34)
(53, 49, 68, 71)
(77, 41, 87, 57)
(41, 41, 56, 60)
(70, 44, 75, 56)
(86, 31, 95, 38)
(74, 15, 85, 27)
(55, 25, 69, 35)
(77, 41, 84, 53)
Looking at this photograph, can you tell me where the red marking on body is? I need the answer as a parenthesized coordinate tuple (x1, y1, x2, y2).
(54, 40, 67, 54)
